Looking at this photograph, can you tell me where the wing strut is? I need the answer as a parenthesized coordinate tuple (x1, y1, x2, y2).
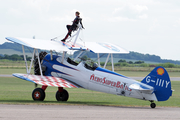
(97, 53, 101, 67)
(29, 49, 35, 74)
(36, 49, 43, 77)
(103, 53, 114, 72)
(74, 51, 83, 61)
(111, 53, 114, 72)
(22, 45, 36, 75)
(61, 51, 67, 63)
(104, 53, 110, 69)
(73, 21, 83, 46)
(22, 45, 28, 74)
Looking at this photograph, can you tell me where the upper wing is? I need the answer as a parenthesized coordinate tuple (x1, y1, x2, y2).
(64, 41, 129, 53)
(5, 37, 70, 52)
(5, 37, 129, 54)
(129, 82, 154, 94)
(84, 42, 129, 53)
(13, 73, 79, 88)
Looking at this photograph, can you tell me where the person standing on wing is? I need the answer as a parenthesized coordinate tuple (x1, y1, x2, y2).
(61, 11, 84, 42)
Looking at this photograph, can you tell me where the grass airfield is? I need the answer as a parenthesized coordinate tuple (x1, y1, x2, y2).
(0, 76, 179, 108)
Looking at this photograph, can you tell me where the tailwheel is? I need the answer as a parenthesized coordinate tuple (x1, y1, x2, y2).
(150, 102, 156, 108)
(32, 88, 45, 101)
(56, 89, 69, 101)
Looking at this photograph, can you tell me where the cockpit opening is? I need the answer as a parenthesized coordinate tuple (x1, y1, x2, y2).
(83, 61, 98, 71)
(67, 57, 78, 66)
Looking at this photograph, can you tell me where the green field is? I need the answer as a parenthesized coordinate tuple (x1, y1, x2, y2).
(0, 68, 32, 74)
(0, 77, 179, 107)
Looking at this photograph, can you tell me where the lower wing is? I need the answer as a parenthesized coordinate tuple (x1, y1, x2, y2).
(13, 73, 79, 88)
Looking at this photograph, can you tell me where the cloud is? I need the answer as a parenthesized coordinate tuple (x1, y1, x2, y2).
(148, 19, 159, 32)
(8, 8, 24, 17)
(111, 3, 148, 22)
(129, 4, 148, 13)
(22, 0, 51, 12)
(107, 16, 136, 22)
(139, 14, 148, 19)
(176, 18, 180, 24)
(49, 15, 73, 22)
(113, 4, 148, 14)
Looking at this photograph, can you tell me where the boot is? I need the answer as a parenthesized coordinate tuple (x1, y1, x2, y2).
(61, 39, 66, 42)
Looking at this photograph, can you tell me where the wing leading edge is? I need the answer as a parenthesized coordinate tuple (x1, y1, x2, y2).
(5, 37, 70, 52)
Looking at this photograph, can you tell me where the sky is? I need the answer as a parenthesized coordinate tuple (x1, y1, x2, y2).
(0, 0, 180, 60)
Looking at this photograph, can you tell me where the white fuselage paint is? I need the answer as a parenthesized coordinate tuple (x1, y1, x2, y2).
(52, 57, 158, 101)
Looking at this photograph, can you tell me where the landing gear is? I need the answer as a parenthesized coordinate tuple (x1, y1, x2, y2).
(32, 88, 45, 101)
(32, 86, 69, 102)
(56, 89, 69, 101)
(150, 101, 156, 108)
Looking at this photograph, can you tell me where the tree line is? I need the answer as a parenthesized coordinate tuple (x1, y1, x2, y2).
(0, 54, 31, 61)
(73, 51, 180, 64)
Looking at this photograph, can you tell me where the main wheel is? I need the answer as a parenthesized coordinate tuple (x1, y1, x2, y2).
(150, 103, 156, 108)
(32, 88, 45, 101)
(56, 89, 69, 101)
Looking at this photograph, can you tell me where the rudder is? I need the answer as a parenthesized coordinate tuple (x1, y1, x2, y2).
(141, 66, 172, 101)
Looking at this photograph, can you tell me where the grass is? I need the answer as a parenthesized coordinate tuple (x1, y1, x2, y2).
(0, 60, 27, 69)
(0, 69, 32, 74)
(0, 77, 179, 107)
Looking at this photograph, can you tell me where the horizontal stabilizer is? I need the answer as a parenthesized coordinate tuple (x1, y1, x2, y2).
(13, 73, 78, 88)
(129, 83, 154, 94)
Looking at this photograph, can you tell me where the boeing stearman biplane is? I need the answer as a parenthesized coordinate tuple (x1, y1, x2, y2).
(5, 22, 172, 108)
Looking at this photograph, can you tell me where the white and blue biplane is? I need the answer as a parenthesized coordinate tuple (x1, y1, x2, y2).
(5, 23, 172, 108)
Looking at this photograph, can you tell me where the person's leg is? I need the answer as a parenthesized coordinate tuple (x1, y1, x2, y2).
(61, 28, 72, 42)
(66, 25, 71, 31)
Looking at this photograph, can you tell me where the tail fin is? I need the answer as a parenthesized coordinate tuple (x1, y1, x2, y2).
(141, 66, 172, 101)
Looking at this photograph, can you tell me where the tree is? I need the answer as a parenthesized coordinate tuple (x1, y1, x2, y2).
(118, 59, 126, 62)
(134, 60, 144, 64)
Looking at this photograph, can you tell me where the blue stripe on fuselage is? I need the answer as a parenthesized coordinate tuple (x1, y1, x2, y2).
(42, 54, 78, 76)
(95, 67, 129, 78)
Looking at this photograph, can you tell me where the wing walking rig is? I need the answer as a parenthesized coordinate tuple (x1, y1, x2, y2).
(5, 23, 172, 108)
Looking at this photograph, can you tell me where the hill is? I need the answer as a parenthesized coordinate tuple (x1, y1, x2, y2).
(0, 42, 34, 53)
(1, 42, 180, 64)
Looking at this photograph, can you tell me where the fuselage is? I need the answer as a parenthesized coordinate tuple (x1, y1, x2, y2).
(42, 54, 157, 101)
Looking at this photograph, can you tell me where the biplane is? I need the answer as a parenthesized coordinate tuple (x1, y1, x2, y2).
(5, 22, 172, 108)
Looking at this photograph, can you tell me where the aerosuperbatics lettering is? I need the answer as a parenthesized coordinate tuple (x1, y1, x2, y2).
(90, 74, 131, 91)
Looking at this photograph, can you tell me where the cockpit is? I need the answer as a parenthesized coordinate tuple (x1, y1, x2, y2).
(83, 61, 98, 71)
(66, 57, 98, 71)
(67, 57, 78, 66)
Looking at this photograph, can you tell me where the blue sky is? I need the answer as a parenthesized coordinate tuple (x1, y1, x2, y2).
(0, 0, 180, 60)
